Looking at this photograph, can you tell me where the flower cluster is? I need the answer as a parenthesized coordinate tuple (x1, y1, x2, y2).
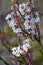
(11, 38, 31, 57)
(5, 1, 41, 64)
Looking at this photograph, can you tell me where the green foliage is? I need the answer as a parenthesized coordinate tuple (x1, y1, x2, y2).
(17, 56, 26, 64)
(4, 26, 15, 36)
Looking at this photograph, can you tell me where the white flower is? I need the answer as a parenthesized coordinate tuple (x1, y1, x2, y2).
(24, 20, 31, 31)
(11, 46, 20, 57)
(28, 25, 31, 30)
(6, 14, 11, 21)
(30, 18, 35, 23)
(6, 14, 16, 28)
(35, 17, 40, 23)
(31, 30, 35, 36)
(25, 15, 30, 20)
(35, 12, 39, 17)
(23, 39, 29, 44)
(11, 39, 31, 57)
(22, 43, 31, 52)
(12, 27, 22, 34)
(25, 6, 31, 13)
(8, 19, 15, 27)
(22, 39, 31, 52)
(19, 3, 25, 15)
(17, 27, 22, 33)
(6, 14, 12, 27)
(12, 27, 18, 33)
(11, 45, 23, 57)
(19, 3, 25, 10)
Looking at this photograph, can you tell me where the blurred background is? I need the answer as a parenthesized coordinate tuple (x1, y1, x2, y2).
(0, 0, 43, 65)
